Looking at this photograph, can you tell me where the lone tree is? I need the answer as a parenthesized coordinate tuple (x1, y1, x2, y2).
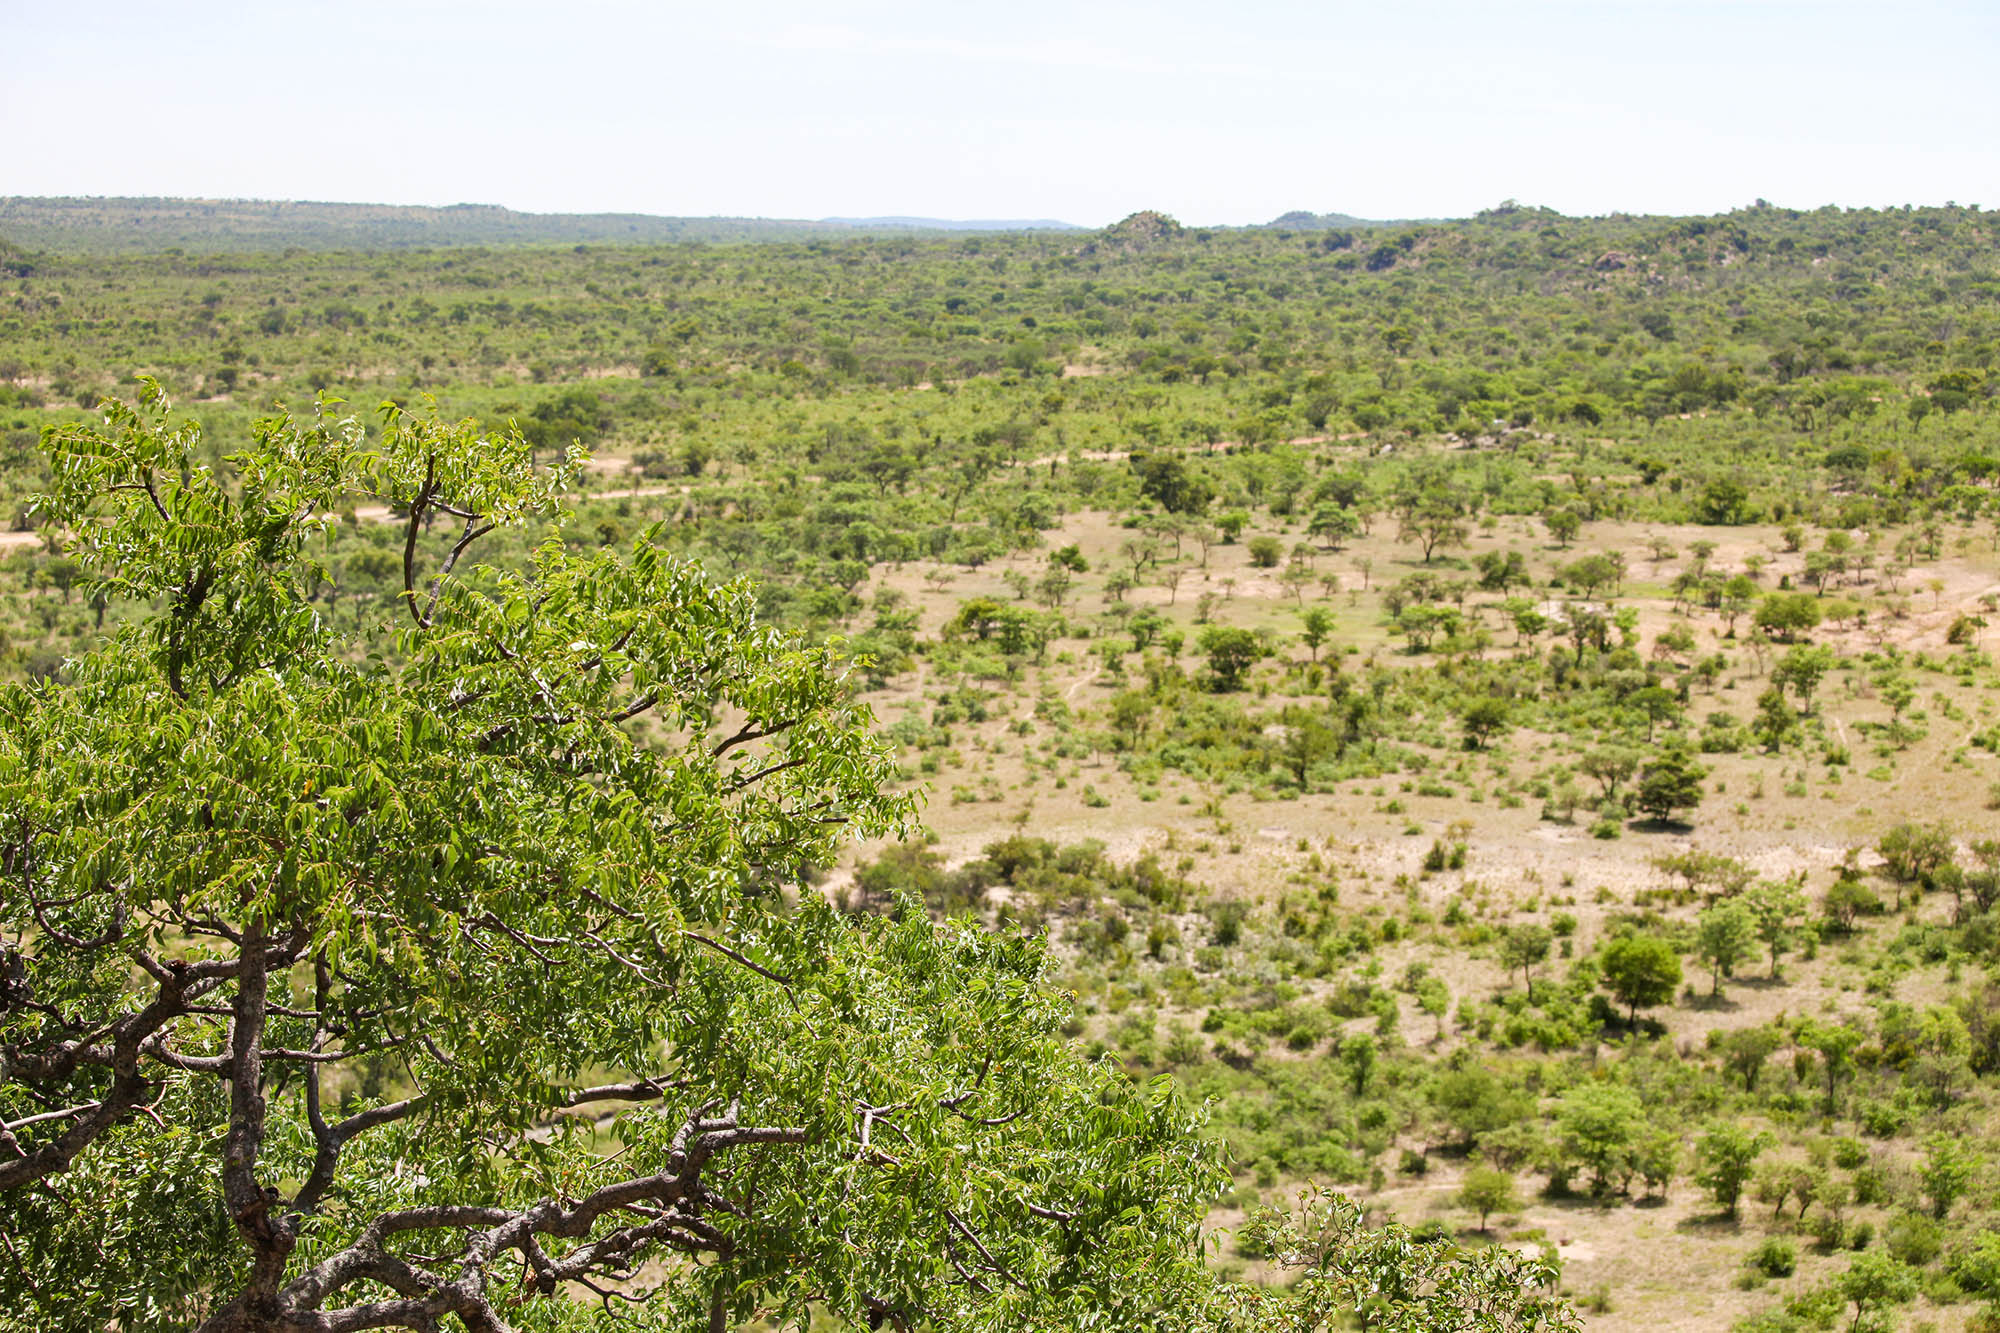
(1499, 924, 1553, 999)
(1459, 1164, 1523, 1233)
(1693, 1121, 1774, 1218)
(1694, 899, 1758, 996)
(1460, 695, 1512, 750)
(1600, 933, 1683, 1028)
(1298, 605, 1336, 661)
(1633, 743, 1707, 824)
(1836, 1253, 1917, 1333)
(1396, 490, 1471, 563)
(0, 387, 1226, 1333)
(1771, 643, 1837, 714)
(1199, 624, 1266, 691)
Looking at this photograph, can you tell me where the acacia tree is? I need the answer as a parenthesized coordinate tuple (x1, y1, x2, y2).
(1396, 491, 1471, 564)
(0, 386, 1224, 1333)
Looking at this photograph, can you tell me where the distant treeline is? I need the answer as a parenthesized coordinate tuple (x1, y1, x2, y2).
(0, 197, 1088, 254)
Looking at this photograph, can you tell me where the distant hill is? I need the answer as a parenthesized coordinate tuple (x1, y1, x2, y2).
(0, 197, 1084, 254)
(1260, 210, 1411, 230)
(821, 216, 1083, 232)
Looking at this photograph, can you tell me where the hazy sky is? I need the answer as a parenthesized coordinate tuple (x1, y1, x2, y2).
(7, 0, 1995, 225)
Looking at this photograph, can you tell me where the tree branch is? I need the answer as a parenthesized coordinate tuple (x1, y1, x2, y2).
(219, 915, 292, 1293)
(711, 716, 801, 759)
(399, 454, 434, 629)
(421, 514, 495, 629)
(681, 931, 796, 988)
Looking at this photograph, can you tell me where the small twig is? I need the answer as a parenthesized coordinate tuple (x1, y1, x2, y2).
(2, 1103, 97, 1133)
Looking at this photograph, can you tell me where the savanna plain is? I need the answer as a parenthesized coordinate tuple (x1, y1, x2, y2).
(3, 198, 2000, 1332)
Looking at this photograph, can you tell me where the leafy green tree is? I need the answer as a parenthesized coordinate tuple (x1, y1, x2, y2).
(1823, 874, 1882, 931)
(1918, 1133, 1983, 1219)
(1050, 542, 1089, 573)
(1952, 1230, 2000, 1299)
(1299, 605, 1336, 661)
(1543, 507, 1582, 548)
(1744, 879, 1807, 977)
(1415, 975, 1452, 1042)
(1560, 601, 1609, 665)
(1719, 574, 1759, 635)
(1799, 1020, 1866, 1114)
(1695, 477, 1751, 525)
(1461, 696, 1512, 750)
(1634, 742, 1706, 823)
(1460, 1165, 1522, 1233)
(1308, 503, 1359, 549)
(1836, 1252, 1917, 1332)
(0, 387, 1225, 1333)
(520, 383, 607, 460)
(1753, 591, 1823, 640)
(1134, 454, 1213, 514)
(1750, 686, 1801, 752)
(1719, 1025, 1785, 1091)
(1580, 744, 1643, 801)
(1476, 549, 1528, 593)
(1651, 849, 1754, 899)
(1499, 924, 1553, 998)
(1694, 899, 1758, 996)
(1281, 713, 1337, 786)
(1340, 1034, 1378, 1096)
(1693, 1122, 1774, 1217)
(1034, 563, 1074, 609)
(1877, 821, 1956, 886)
(947, 595, 1010, 640)
(1632, 1126, 1682, 1199)
(1397, 491, 1471, 563)
(1199, 625, 1265, 691)
(1561, 554, 1619, 598)
(1556, 1083, 1643, 1194)
(1509, 600, 1548, 644)
(1397, 603, 1462, 652)
(1600, 933, 1682, 1027)
(1772, 644, 1837, 713)
(1626, 684, 1679, 742)
(40, 554, 82, 601)
(1431, 1066, 1532, 1147)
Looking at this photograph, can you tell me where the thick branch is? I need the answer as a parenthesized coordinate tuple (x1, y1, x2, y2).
(0, 945, 265, 1191)
(399, 455, 434, 629)
(220, 916, 292, 1292)
(274, 1104, 804, 1326)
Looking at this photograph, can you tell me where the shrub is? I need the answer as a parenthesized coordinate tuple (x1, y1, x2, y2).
(1885, 1213, 1944, 1268)
(1750, 1237, 1798, 1278)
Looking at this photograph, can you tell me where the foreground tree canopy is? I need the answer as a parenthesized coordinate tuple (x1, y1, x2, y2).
(0, 386, 1575, 1333)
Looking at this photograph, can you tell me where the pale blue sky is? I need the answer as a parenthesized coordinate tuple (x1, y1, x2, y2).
(7, 0, 1995, 224)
